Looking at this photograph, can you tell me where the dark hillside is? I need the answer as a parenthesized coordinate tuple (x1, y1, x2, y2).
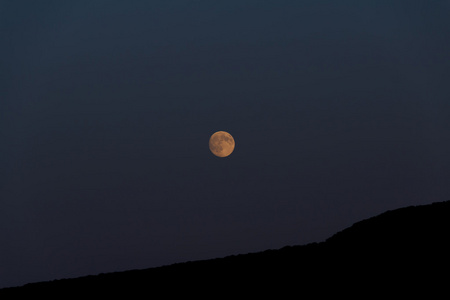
(2, 200, 449, 296)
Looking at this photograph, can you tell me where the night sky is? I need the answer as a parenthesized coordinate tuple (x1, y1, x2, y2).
(2, 0, 450, 288)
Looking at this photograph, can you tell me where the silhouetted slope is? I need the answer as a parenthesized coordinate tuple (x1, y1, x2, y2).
(2, 200, 449, 296)
(327, 200, 450, 247)
(322, 201, 450, 289)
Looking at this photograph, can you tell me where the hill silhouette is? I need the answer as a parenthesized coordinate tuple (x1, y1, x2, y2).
(2, 200, 449, 296)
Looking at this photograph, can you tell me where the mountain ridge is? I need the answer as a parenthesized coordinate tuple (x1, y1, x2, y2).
(2, 200, 449, 295)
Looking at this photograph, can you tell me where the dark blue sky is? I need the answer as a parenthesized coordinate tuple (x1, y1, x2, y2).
(1, 0, 450, 288)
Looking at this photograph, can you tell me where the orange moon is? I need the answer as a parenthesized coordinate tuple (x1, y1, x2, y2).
(209, 131, 235, 157)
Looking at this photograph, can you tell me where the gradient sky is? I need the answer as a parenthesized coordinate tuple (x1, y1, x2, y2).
(1, 0, 450, 288)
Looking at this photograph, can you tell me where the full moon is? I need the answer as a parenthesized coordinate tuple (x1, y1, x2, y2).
(209, 131, 235, 157)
